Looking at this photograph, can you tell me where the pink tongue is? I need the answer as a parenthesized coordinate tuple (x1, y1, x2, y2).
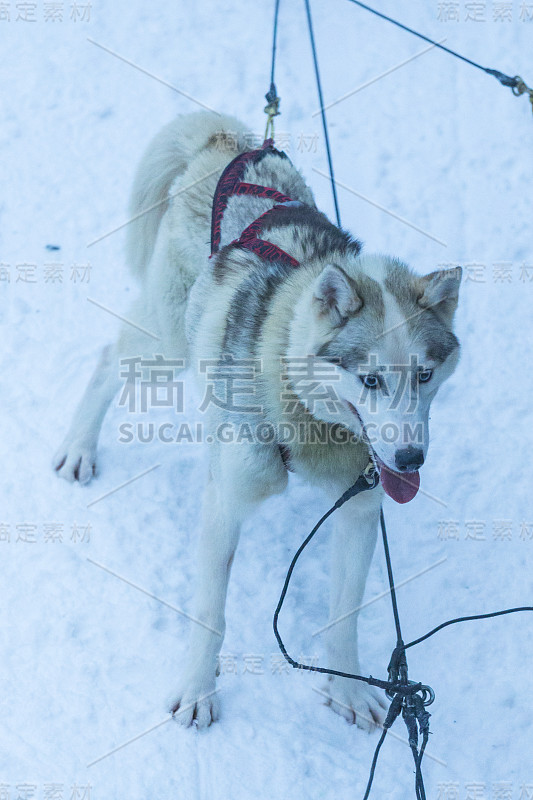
(379, 462, 420, 504)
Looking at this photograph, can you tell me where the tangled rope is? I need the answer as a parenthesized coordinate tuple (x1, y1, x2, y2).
(264, 4, 531, 795)
(273, 464, 533, 798)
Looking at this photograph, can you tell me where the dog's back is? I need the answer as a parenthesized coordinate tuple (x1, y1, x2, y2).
(125, 111, 251, 282)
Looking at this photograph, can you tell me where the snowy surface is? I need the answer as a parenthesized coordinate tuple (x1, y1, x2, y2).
(1, 1, 533, 798)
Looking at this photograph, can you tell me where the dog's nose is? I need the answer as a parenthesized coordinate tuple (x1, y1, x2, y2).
(395, 446, 424, 472)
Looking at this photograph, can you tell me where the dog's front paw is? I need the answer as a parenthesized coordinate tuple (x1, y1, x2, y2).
(52, 440, 97, 485)
(321, 675, 388, 731)
(170, 679, 220, 729)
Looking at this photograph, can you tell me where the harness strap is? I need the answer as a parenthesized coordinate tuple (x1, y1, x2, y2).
(210, 139, 300, 268)
(210, 140, 303, 473)
(210, 139, 276, 255)
(232, 207, 300, 268)
(234, 182, 292, 203)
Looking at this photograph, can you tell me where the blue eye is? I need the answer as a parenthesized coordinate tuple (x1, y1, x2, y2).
(417, 369, 433, 383)
(360, 374, 379, 389)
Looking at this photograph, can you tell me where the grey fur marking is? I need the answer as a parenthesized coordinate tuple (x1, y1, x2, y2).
(221, 259, 297, 357)
(384, 263, 459, 363)
(316, 272, 386, 370)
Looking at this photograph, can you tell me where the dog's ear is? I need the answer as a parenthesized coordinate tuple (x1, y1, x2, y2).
(417, 267, 462, 321)
(312, 265, 362, 327)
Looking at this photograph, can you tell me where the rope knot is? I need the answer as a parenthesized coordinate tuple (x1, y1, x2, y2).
(264, 82, 281, 141)
(387, 642, 407, 688)
(512, 75, 533, 113)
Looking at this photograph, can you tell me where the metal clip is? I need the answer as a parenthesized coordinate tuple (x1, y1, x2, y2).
(511, 75, 533, 114)
(264, 93, 281, 141)
(363, 460, 378, 486)
(386, 679, 435, 707)
(418, 684, 436, 706)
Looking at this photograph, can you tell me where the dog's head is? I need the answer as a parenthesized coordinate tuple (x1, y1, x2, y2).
(288, 255, 462, 502)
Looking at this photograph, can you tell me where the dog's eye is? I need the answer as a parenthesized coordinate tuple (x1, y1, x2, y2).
(417, 368, 433, 383)
(360, 374, 379, 389)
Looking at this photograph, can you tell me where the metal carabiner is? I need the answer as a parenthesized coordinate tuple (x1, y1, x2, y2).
(418, 684, 436, 707)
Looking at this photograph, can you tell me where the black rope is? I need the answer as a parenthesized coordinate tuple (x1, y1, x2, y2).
(404, 605, 533, 651)
(361, 725, 388, 800)
(379, 505, 427, 798)
(273, 469, 533, 799)
(266, 4, 531, 797)
(362, 692, 402, 799)
(380, 507, 403, 645)
(273, 469, 418, 695)
(345, 0, 523, 91)
(272, 469, 430, 797)
(303, 0, 342, 228)
(269, 0, 280, 91)
(264, 0, 282, 142)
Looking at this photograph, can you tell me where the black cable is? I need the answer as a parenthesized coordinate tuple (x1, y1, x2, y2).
(273, 472, 533, 799)
(362, 693, 402, 799)
(272, 471, 415, 694)
(262, 4, 529, 798)
(345, 0, 521, 89)
(417, 733, 429, 799)
(269, 0, 281, 92)
(404, 605, 533, 650)
(380, 507, 403, 645)
(381, 508, 428, 797)
(303, 0, 342, 228)
(361, 728, 387, 800)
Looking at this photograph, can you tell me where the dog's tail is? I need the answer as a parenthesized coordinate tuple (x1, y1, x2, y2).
(126, 111, 250, 280)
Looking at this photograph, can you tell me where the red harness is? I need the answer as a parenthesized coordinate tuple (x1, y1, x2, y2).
(210, 139, 300, 268)
(210, 139, 299, 471)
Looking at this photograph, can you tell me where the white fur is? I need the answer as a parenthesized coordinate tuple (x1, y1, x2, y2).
(53, 112, 460, 731)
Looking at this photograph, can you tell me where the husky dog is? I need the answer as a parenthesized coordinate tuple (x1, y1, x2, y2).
(53, 112, 461, 730)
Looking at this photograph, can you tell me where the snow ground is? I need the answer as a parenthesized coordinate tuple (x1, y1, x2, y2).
(1, 1, 533, 798)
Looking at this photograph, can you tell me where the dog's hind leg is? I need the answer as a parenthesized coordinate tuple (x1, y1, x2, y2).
(52, 297, 179, 484)
(322, 484, 389, 731)
(52, 340, 121, 484)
